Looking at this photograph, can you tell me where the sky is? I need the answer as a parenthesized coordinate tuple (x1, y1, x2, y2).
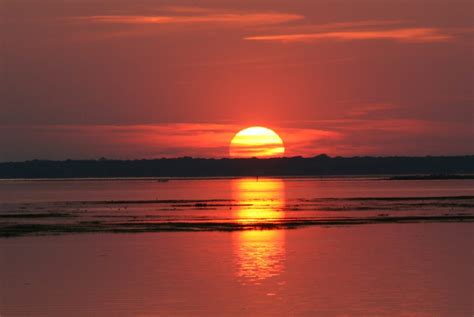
(1, 0, 473, 161)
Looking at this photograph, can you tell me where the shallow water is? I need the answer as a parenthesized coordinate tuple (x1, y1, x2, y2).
(0, 178, 473, 316)
(0, 178, 473, 236)
(1, 177, 473, 203)
(1, 224, 473, 316)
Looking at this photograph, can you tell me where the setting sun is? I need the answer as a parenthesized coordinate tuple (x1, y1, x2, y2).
(229, 126, 285, 158)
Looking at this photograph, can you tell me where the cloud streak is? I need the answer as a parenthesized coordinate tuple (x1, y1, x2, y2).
(245, 27, 453, 43)
(70, 10, 463, 46)
(0, 124, 340, 161)
(3, 117, 472, 161)
(73, 10, 303, 27)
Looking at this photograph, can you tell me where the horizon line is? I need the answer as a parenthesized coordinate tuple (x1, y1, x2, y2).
(2, 154, 474, 164)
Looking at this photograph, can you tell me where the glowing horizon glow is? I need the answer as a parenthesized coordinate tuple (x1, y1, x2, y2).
(229, 126, 285, 158)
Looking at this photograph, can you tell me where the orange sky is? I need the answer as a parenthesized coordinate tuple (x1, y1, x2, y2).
(1, 0, 473, 160)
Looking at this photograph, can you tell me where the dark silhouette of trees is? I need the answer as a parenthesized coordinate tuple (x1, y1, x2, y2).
(0, 155, 473, 178)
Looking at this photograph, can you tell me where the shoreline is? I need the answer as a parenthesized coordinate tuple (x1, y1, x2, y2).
(1, 174, 474, 182)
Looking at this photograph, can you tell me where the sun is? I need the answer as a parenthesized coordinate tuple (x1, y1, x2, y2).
(229, 126, 285, 158)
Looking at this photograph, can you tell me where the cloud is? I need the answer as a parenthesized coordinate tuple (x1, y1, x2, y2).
(0, 124, 338, 160)
(277, 128, 342, 157)
(0, 124, 234, 161)
(1, 119, 472, 161)
(245, 27, 453, 43)
(72, 8, 304, 27)
(259, 20, 409, 34)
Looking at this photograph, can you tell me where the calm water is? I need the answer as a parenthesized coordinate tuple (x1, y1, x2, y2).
(0, 178, 473, 235)
(1, 177, 473, 203)
(1, 225, 473, 316)
(0, 178, 473, 316)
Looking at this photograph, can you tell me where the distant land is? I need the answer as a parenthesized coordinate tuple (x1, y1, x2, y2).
(0, 155, 473, 179)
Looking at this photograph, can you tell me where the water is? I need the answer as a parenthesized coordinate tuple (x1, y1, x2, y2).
(1, 177, 473, 203)
(0, 178, 473, 316)
(1, 224, 473, 316)
(0, 178, 472, 236)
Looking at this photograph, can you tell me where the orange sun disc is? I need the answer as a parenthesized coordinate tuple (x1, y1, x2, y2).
(229, 126, 285, 158)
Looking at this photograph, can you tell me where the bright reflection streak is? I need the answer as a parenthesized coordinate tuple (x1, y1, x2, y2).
(232, 179, 286, 284)
(232, 178, 285, 223)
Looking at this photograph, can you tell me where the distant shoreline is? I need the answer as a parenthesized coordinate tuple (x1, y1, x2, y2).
(1, 155, 473, 179)
(388, 174, 474, 180)
(0, 174, 473, 182)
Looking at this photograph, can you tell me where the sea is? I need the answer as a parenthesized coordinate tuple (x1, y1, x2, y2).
(1, 177, 473, 316)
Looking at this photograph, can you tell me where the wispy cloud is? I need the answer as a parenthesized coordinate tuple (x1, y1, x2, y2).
(1, 119, 472, 161)
(72, 7, 303, 27)
(69, 10, 464, 45)
(261, 20, 409, 34)
(0, 123, 340, 160)
(245, 27, 453, 43)
(67, 7, 304, 41)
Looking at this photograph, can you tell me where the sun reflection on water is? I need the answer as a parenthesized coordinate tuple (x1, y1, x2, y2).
(232, 179, 286, 284)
